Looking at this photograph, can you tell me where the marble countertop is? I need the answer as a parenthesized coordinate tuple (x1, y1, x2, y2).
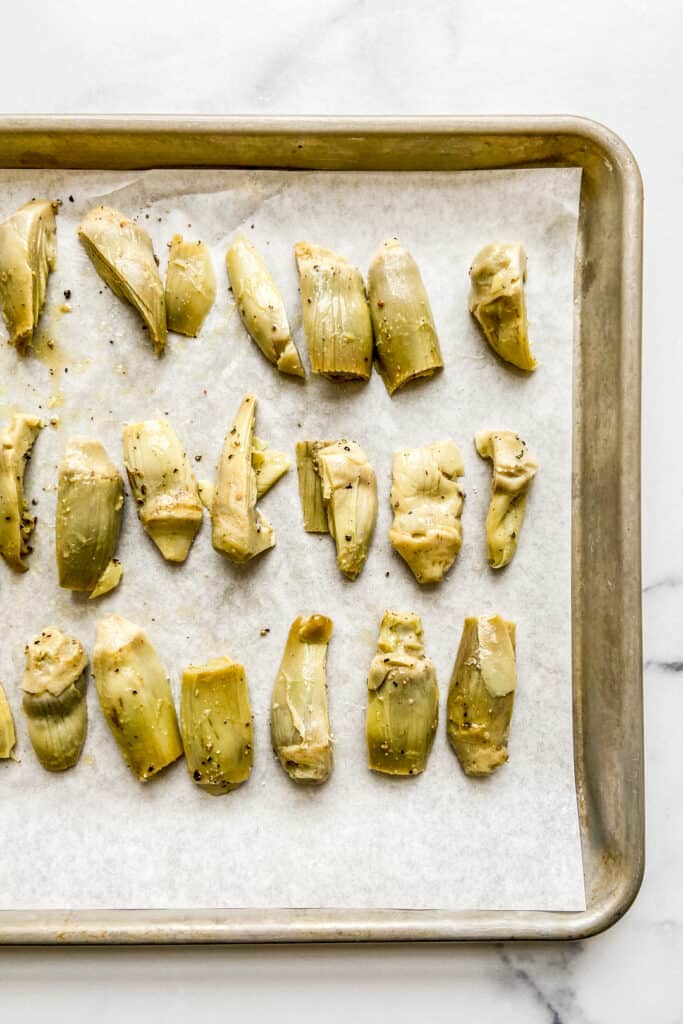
(1, 0, 677, 1020)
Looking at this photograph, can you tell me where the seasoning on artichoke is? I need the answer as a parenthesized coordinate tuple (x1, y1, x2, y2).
(22, 627, 88, 772)
(469, 242, 536, 371)
(0, 683, 17, 760)
(165, 234, 216, 337)
(294, 241, 373, 380)
(212, 394, 287, 563)
(78, 205, 167, 353)
(56, 437, 124, 597)
(93, 614, 183, 782)
(180, 656, 253, 795)
(0, 199, 58, 353)
(366, 611, 438, 776)
(446, 614, 517, 776)
(123, 418, 203, 563)
(367, 238, 443, 395)
(296, 439, 377, 579)
(295, 439, 333, 533)
(226, 234, 305, 377)
(475, 429, 538, 569)
(389, 440, 465, 584)
(0, 413, 43, 572)
(271, 614, 334, 785)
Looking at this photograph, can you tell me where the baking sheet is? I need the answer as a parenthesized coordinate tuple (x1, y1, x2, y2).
(0, 166, 584, 912)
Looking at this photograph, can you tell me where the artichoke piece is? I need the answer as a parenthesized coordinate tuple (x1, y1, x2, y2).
(389, 440, 465, 584)
(366, 611, 438, 776)
(271, 614, 333, 785)
(469, 243, 536, 371)
(226, 234, 305, 377)
(446, 615, 517, 776)
(22, 627, 88, 772)
(212, 394, 287, 563)
(296, 439, 377, 579)
(165, 234, 216, 337)
(368, 238, 443, 395)
(93, 614, 183, 782)
(0, 683, 17, 760)
(123, 418, 202, 563)
(475, 429, 538, 569)
(0, 198, 58, 353)
(295, 439, 333, 533)
(56, 437, 124, 597)
(78, 205, 167, 354)
(180, 656, 253, 795)
(252, 437, 290, 497)
(0, 413, 43, 572)
(295, 241, 373, 381)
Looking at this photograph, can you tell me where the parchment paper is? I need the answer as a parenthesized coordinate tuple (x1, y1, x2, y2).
(0, 167, 584, 911)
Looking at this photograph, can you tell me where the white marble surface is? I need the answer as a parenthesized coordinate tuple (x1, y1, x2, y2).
(0, 0, 679, 1020)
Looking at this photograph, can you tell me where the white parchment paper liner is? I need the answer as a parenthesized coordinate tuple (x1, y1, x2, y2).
(0, 167, 584, 911)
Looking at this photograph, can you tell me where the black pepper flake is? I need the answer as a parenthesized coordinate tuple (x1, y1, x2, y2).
(193, 769, 201, 781)
(63, 289, 71, 300)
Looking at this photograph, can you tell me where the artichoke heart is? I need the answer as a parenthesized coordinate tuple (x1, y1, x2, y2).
(123, 418, 203, 563)
(56, 437, 124, 597)
(93, 614, 183, 782)
(366, 611, 438, 776)
(0, 198, 58, 353)
(212, 394, 288, 563)
(0, 683, 17, 760)
(22, 627, 88, 772)
(180, 656, 253, 795)
(226, 234, 305, 377)
(368, 238, 443, 395)
(0, 413, 43, 572)
(475, 429, 538, 569)
(469, 242, 536, 370)
(295, 241, 373, 381)
(165, 234, 216, 337)
(271, 614, 334, 784)
(295, 439, 333, 533)
(78, 205, 167, 353)
(389, 440, 464, 584)
(296, 439, 377, 579)
(446, 614, 517, 776)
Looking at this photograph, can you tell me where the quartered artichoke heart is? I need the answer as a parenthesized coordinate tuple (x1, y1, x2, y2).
(56, 437, 124, 598)
(446, 614, 517, 776)
(211, 394, 289, 563)
(0, 198, 58, 353)
(93, 614, 183, 782)
(0, 413, 43, 572)
(0, 683, 17, 760)
(123, 418, 203, 563)
(165, 234, 216, 337)
(226, 234, 305, 377)
(78, 205, 167, 353)
(22, 627, 88, 772)
(295, 241, 373, 381)
(366, 611, 438, 776)
(180, 656, 253, 795)
(469, 242, 537, 371)
(389, 440, 465, 584)
(475, 429, 538, 569)
(271, 614, 334, 785)
(295, 439, 377, 580)
(367, 238, 443, 395)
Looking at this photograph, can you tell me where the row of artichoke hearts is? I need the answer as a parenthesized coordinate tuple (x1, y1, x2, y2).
(0, 403, 538, 584)
(1, 610, 518, 783)
(0, 200, 536, 384)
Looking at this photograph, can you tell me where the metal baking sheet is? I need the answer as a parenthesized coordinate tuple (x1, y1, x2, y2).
(0, 116, 643, 943)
